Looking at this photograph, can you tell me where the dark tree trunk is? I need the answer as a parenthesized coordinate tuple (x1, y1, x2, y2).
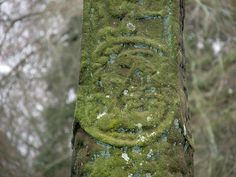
(71, 0, 194, 176)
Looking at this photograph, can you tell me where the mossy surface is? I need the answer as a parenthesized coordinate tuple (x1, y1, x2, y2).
(72, 0, 193, 176)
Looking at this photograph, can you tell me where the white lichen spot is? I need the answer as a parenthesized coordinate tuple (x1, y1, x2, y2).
(183, 124, 187, 136)
(138, 135, 146, 142)
(136, 123, 143, 129)
(159, 51, 164, 56)
(174, 119, 179, 129)
(96, 112, 107, 119)
(128, 174, 133, 177)
(139, 162, 143, 166)
(123, 89, 129, 96)
(150, 132, 156, 137)
(127, 22, 136, 31)
(147, 115, 153, 122)
(146, 173, 152, 177)
(147, 149, 153, 159)
(105, 95, 110, 98)
(156, 71, 160, 75)
(121, 153, 130, 162)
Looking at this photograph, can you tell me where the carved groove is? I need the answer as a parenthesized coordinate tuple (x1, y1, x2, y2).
(72, 1, 194, 177)
(76, 0, 181, 147)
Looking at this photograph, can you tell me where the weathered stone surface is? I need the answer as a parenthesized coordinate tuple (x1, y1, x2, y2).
(72, 1, 193, 176)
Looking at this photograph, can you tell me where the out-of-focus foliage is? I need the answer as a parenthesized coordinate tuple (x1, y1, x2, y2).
(0, 0, 235, 177)
(0, 130, 29, 177)
(0, 0, 82, 176)
(34, 13, 82, 177)
(185, 0, 236, 177)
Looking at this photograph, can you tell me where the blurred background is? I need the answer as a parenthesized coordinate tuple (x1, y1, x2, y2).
(0, 0, 235, 177)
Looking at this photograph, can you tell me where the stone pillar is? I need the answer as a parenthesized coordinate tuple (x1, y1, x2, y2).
(72, 0, 193, 176)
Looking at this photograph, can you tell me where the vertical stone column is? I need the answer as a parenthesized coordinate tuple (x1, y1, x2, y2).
(72, 0, 193, 176)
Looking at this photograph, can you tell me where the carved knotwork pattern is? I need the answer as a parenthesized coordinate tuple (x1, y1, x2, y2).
(76, 0, 181, 147)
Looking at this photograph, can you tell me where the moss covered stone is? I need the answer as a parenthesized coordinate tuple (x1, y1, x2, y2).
(72, 0, 193, 176)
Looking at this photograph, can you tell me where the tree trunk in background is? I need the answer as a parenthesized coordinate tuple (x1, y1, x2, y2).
(71, 0, 193, 176)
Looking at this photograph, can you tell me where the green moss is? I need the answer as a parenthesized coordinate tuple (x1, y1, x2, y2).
(72, 0, 193, 176)
(93, 36, 167, 59)
(78, 137, 191, 177)
(75, 0, 188, 148)
(108, 1, 134, 18)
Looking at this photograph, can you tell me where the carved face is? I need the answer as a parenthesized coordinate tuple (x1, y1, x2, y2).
(76, 0, 180, 147)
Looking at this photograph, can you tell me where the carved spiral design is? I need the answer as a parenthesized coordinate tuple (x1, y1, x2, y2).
(76, 1, 180, 147)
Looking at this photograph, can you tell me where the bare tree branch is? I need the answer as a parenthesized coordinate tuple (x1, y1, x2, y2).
(0, 51, 35, 86)
(0, 11, 44, 53)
